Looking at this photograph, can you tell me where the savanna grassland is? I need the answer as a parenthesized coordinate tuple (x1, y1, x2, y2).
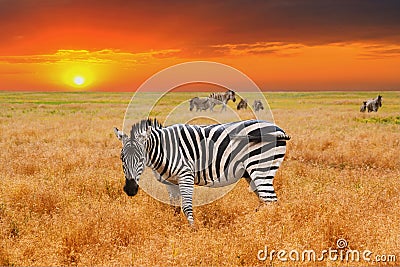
(0, 91, 399, 266)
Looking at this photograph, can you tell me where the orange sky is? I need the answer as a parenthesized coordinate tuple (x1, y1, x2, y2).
(1, 1, 400, 91)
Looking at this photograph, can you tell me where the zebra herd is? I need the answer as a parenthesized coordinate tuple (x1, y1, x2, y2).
(189, 90, 383, 114)
(114, 118, 290, 225)
(360, 95, 383, 113)
(189, 89, 265, 112)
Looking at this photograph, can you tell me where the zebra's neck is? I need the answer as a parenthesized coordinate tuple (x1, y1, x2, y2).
(144, 128, 163, 169)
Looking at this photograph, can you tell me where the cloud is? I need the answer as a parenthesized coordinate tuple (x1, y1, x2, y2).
(1, 0, 400, 55)
(2, 42, 399, 65)
(0, 49, 181, 64)
(209, 42, 305, 57)
(357, 44, 400, 59)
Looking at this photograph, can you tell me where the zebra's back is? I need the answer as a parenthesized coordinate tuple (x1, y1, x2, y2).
(154, 120, 289, 187)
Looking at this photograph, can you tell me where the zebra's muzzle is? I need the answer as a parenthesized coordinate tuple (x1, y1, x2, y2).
(123, 178, 138, 196)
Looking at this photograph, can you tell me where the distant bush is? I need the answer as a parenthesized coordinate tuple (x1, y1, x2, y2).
(356, 116, 400, 125)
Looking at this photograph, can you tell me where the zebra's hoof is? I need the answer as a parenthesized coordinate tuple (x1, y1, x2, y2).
(255, 201, 277, 212)
(173, 206, 181, 215)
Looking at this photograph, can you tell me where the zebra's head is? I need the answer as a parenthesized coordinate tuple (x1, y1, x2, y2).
(227, 90, 236, 102)
(377, 95, 383, 107)
(114, 122, 151, 197)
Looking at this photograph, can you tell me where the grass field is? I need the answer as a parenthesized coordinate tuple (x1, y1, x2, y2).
(0, 91, 399, 266)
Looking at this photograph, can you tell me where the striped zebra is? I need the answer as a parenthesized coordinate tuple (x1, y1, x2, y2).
(114, 119, 290, 225)
(209, 90, 236, 111)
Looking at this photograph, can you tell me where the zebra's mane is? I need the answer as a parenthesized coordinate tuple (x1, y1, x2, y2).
(130, 118, 162, 138)
(223, 89, 235, 96)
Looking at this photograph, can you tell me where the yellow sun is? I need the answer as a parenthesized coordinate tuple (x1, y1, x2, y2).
(63, 66, 94, 90)
(73, 76, 85, 86)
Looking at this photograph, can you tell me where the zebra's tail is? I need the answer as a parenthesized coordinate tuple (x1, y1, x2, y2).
(235, 132, 291, 142)
(276, 133, 291, 140)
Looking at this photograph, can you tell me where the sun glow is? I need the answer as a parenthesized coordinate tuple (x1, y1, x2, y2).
(63, 66, 94, 90)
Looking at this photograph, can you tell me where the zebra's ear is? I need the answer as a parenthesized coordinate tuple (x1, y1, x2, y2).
(114, 127, 127, 141)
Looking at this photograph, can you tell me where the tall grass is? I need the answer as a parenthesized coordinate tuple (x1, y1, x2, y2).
(0, 91, 399, 266)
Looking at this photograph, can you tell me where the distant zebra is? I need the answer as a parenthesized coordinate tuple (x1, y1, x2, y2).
(360, 95, 382, 113)
(253, 100, 264, 112)
(114, 119, 290, 225)
(360, 101, 367, 112)
(237, 98, 248, 110)
(189, 97, 212, 112)
(209, 90, 236, 111)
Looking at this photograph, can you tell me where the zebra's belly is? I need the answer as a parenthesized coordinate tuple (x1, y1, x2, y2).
(152, 163, 245, 188)
(152, 169, 244, 187)
(201, 175, 241, 187)
(196, 163, 245, 187)
(152, 170, 180, 185)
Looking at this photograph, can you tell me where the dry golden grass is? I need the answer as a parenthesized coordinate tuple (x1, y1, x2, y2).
(0, 91, 399, 266)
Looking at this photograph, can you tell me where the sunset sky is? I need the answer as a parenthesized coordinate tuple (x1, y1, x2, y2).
(1, 0, 400, 91)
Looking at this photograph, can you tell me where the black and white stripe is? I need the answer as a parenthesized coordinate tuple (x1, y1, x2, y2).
(115, 119, 290, 224)
(208, 89, 236, 111)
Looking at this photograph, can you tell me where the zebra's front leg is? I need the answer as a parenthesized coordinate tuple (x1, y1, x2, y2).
(166, 183, 181, 215)
(178, 173, 195, 225)
(221, 103, 226, 112)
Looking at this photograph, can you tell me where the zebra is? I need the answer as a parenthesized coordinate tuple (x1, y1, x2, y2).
(189, 97, 212, 112)
(114, 119, 290, 225)
(237, 98, 248, 110)
(253, 100, 264, 112)
(360, 101, 367, 112)
(208, 89, 236, 111)
(365, 95, 382, 112)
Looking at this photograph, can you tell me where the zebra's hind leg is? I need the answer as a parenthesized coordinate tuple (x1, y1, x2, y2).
(209, 103, 215, 112)
(166, 183, 181, 215)
(245, 170, 278, 204)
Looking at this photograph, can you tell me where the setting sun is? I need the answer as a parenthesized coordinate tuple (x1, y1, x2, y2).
(73, 76, 85, 86)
